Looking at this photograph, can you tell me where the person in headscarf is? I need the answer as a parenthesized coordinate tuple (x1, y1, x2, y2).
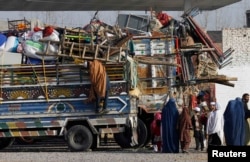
(242, 93, 250, 145)
(206, 102, 224, 147)
(150, 112, 162, 152)
(224, 97, 245, 146)
(161, 98, 179, 153)
(178, 105, 192, 153)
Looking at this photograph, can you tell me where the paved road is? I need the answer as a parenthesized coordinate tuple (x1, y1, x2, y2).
(0, 137, 207, 162)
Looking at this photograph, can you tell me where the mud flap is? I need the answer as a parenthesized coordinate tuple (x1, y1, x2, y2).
(129, 116, 138, 147)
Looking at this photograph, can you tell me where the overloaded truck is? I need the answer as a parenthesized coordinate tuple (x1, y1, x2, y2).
(0, 10, 237, 151)
(0, 18, 149, 150)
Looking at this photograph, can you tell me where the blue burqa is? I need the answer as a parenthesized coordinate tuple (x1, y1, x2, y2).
(224, 97, 245, 146)
(161, 98, 179, 153)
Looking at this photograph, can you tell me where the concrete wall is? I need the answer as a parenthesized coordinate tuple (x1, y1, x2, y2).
(216, 28, 250, 109)
(0, 20, 8, 31)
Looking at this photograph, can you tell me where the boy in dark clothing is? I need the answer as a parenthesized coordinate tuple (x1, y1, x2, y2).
(191, 107, 205, 151)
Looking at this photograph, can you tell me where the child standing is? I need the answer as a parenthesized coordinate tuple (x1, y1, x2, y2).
(150, 112, 162, 152)
(191, 107, 205, 151)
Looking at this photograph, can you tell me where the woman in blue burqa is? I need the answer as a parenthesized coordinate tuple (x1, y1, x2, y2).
(162, 98, 180, 153)
(224, 97, 245, 146)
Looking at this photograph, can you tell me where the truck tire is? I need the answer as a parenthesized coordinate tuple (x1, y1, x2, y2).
(66, 125, 93, 152)
(114, 118, 147, 148)
(142, 120, 152, 147)
(0, 138, 15, 150)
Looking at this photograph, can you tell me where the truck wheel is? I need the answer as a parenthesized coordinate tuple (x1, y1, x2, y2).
(114, 118, 147, 148)
(66, 125, 93, 152)
(143, 120, 152, 147)
(0, 138, 15, 150)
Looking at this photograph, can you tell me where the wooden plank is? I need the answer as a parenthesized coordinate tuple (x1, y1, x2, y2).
(140, 86, 168, 95)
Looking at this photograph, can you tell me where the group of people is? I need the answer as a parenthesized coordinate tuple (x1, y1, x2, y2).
(150, 93, 250, 153)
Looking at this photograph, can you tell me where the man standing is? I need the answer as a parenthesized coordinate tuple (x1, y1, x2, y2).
(242, 93, 250, 145)
(206, 102, 224, 146)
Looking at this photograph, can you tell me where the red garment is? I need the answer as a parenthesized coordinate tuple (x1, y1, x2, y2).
(190, 95, 198, 109)
(43, 26, 54, 37)
(151, 121, 161, 136)
(151, 112, 161, 136)
(200, 113, 208, 125)
(150, 112, 162, 152)
(175, 38, 181, 75)
(156, 12, 171, 27)
(33, 27, 43, 32)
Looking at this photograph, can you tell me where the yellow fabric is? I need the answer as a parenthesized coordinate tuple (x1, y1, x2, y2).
(74, 58, 84, 64)
(245, 118, 250, 145)
(86, 60, 107, 103)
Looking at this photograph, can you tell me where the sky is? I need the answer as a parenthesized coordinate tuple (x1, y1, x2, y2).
(0, 0, 249, 30)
